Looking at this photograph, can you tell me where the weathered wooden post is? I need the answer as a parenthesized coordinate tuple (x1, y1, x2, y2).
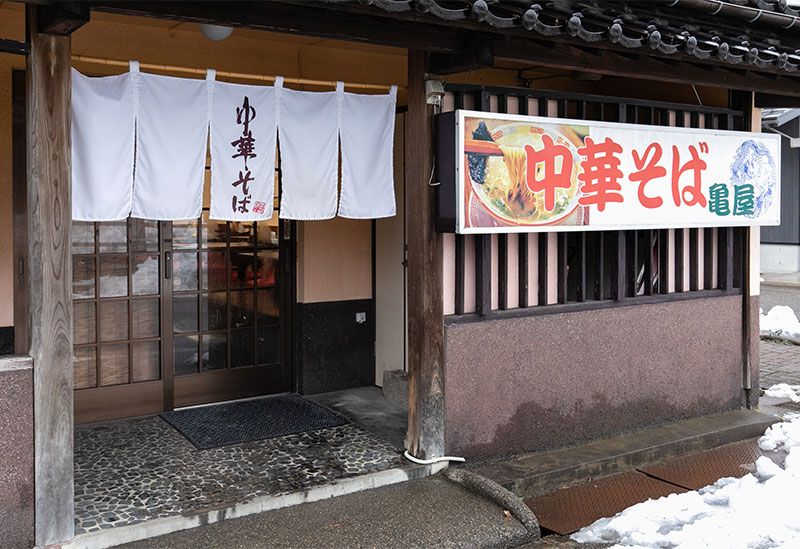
(405, 50, 446, 459)
(27, 5, 75, 545)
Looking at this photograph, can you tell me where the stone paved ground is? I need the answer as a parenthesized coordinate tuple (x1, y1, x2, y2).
(759, 338, 800, 388)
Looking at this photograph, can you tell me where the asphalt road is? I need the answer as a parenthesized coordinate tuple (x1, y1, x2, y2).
(760, 284, 800, 317)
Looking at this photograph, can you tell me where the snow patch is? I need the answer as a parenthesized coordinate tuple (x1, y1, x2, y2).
(760, 305, 800, 340)
(765, 383, 800, 403)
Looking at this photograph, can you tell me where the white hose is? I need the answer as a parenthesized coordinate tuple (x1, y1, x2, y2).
(403, 450, 466, 464)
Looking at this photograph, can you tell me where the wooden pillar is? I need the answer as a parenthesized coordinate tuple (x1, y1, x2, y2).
(27, 6, 75, 546)
(406, 50, 445, 459)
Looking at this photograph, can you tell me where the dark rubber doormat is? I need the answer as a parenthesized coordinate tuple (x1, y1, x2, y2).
(161, 393, 349, 449)
(524, 471, 687, 535)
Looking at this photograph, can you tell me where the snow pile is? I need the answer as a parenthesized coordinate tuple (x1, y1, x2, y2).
(572, 415, 800, 548)
(765, 383, 800, 403)
(760, 305, 800, 340)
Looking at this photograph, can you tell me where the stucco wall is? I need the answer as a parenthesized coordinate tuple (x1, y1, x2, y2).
(444, 295, 747, 461)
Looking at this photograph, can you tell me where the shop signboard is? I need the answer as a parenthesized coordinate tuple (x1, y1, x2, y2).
(436, 110, 780, 234)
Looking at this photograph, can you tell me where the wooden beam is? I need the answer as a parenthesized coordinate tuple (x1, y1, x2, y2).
(36, 2, 90, 35)
(27, 5, 74, 546)
(406, 50, 445, 460)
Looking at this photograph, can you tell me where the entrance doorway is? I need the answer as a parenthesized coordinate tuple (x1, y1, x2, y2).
(72, 212, 293, 424)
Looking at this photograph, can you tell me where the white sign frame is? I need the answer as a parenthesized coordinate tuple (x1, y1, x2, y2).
(454, 109, 781, 235)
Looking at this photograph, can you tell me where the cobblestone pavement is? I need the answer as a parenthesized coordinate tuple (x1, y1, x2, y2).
(759, 338, 800, 388)
(74, 414, 402, 535)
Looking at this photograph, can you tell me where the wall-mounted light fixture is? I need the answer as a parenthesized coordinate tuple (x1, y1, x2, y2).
(198, 23, 233, 41)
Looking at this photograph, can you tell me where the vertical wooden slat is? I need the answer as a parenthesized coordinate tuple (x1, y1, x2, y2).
(498, 234, 508, 310)
(658, 228, 670, 294)
(577, 101, 587, 119)
(611, 231, 626, 301)
(577, 233, 587, 302)
(644, 230, 654, 296)
(675, 110, 685, 127)
(454, 235, 465, 314)
(557, 99, 567, 118)
(557, 232, 567, 304)
(538, 233, 548, 305)
(626, 230, 638, 297)
(674, 228, 685, 292)
(27, 5, 75, 545)
(518, 234, 529, 307)
(617, 103, 627, 123)
(538, 97, 548, 117)
(406, 50, 444, 460)
(517, 95, 529, 116)
(720, 227, 734, 290)
(689, 227, 699, 291)
(594, 232, 605, 300)
(475, 235, 491, 315)
(704, 228, 714, 290)
(690, 111, 700, 129)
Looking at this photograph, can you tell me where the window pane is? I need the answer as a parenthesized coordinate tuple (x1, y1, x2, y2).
(202, 333, 227, 371)
(74, 302, 96, 345)
(201, 251, 227, 291)
(99, 300, 129, 342)
(173, 220, 198, 249)
(256, 250, 279, 288)
(231, 329, 254, 368)
(130, 219, 159, 252)
(201, 212, 226, 248)
(72, 221, 95, 254)
(174, 335, 199, 376)
(202, 292, 227, 331)
(230, 290, 254, 328)
(256, 213, 279, 248)
(73, 256, 96, 299)
(256, 289, 279, 326)
(99, 255, 128, 297)
(229, 222, 254, 248)
(131, 298, 160, 339)
(98, 221, 128, 253)
(74, 347, 97, 389)
(132, 341, 160, 382)
(132, 254, 159, 296)
(173, 252, 198, 292)
(257, 326, 280, 366)
(100, 344, 129, 386)
(173, 294, 198, 333)
(230, 251, 255, 289)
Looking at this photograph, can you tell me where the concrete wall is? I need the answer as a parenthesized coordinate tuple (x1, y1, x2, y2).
(0, 356, 34, 549)
(444, 296, 747, 461)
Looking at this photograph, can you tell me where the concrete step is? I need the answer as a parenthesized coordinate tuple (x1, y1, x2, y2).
(466, 409, 778, 499)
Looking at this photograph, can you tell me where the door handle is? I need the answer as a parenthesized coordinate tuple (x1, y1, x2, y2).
(164, 251, 172, 279)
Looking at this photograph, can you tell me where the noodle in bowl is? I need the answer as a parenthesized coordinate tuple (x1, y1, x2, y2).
(470, 123, 583, 226)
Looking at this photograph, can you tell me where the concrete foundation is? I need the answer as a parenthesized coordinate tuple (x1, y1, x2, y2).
(0, 356, 34, 549)
(761, 243, 800, 273)
(444, 296, 747, 461)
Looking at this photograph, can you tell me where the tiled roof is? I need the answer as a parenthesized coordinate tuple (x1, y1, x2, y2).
(332, 0, 800, 73)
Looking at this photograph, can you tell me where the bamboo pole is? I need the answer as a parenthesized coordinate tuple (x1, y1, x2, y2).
(71, 54, 403, 92)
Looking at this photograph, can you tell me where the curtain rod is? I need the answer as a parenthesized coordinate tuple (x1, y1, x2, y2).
(71, 55, 404, 92)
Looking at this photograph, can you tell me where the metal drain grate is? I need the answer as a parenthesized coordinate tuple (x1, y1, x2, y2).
(638, 439, 766, 491)
(524, 471, 686, 535)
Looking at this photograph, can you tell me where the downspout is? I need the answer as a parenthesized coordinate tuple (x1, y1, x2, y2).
(660, 0, 800, 30)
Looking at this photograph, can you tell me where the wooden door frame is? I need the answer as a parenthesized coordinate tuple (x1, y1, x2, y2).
(12, 69, 28, 355)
